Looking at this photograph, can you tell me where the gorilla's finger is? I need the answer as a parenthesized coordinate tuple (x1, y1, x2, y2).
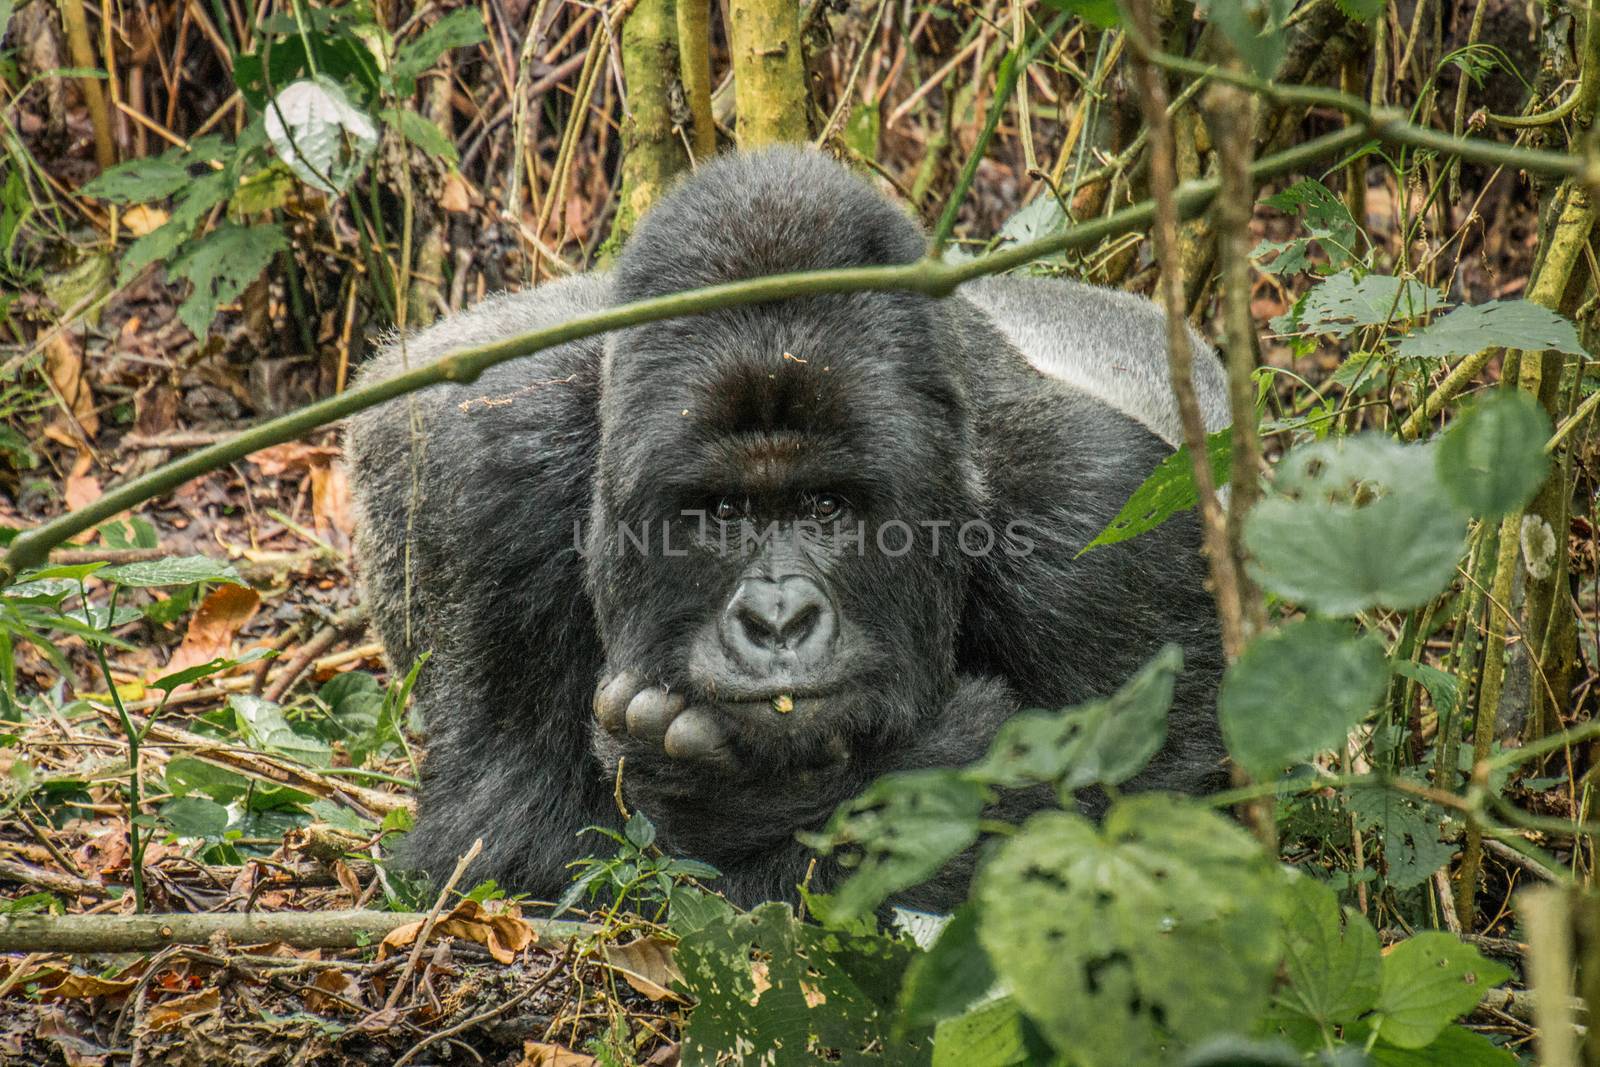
(594, 671, 643, 734)
(664, 707, 731, 761)
(625, 687, 686, 744)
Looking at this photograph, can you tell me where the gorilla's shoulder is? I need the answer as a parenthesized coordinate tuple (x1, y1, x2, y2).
(958, 274, 1230, 448)
(351, 273, 612, 393)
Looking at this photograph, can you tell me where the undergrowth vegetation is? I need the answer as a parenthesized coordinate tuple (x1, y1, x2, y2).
(1, 0, 1598, 1062)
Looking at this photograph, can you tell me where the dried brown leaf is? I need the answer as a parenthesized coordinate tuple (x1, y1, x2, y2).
(379, 899, 536, 965)
(603, 936, 686, 1002)
(143, 987, 221, 1032)
(520, 1041, 596, 1067)
(162, 582, 261, 681)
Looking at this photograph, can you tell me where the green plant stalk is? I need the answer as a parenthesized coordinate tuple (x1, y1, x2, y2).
(1, 127, 1376, 584)
(932, 47, 1023, 252)
(1457, 183, 1597, 928)
(79, 583, 146, 913)
(1149, 48, 1597, 185)
(607, 0, 690, 251)
(676, 0, 717, 159)
(728, 0, 812, 145)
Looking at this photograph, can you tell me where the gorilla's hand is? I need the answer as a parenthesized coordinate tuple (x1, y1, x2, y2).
(592, 671, 734, 766)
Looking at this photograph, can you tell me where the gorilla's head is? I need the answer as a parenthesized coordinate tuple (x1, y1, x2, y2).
(586, 148, 985, 768)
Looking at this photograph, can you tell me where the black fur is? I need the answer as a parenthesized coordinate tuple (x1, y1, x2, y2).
(346, 148, 1228, 909)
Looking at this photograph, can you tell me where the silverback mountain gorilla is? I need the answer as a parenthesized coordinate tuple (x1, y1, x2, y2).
(346, 147, 1232, 909)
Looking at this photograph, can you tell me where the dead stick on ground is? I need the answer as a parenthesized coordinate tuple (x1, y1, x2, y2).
(264, 606, 369, 702)
(383, 838, 483, 1013)
(0, 857, 106, 899)
(0, 908, 593, 954)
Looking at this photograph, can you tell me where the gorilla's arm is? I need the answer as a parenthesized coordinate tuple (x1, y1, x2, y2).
(346, 277, 617, 898)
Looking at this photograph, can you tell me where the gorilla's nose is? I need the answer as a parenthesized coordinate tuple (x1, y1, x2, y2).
(722, 575, 837, 670)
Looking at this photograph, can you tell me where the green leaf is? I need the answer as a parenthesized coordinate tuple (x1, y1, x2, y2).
(1366, 1024, 1519, 1066)
(624, 810, 656, 850)
(1254, 179, 1363, 275)
(802, 769, 987, 923)
(1275, 876, 1380, 1027)
(380, 107, 459, 163)
(1219, 620, 1388, 779)
(932, 997, 1039, 1067)
(1391, 660, 1459, 720)
(391, 9, 488, 91)
(971, 644, 1180, 794)
(168, 221, 288, 339)
(976, 798, 1283, 1066)
(1372, 933, 1509, 1049)
(1333, 0, 1385, 20)
(229, 693, 333, 767)
(152, 650, 271, 693)
(100, 555, 244, 588)
(843, 101, 880, 160)
(1198, 0, 1293, 79)
(117, 170, 234, 285)
(1083, 429, 1231, 553)
(677, 900, 922, 1065)
(1244, 435, 1467, 614)
(160, 796, 230, 839)
(1040, 0, 1121, 26)
(263, 77, 378, 194)
(1397, 300, 1586, 359)
(80, 157, 190, 203)
(1346, 781, 1456, 891)
(1436, 389, 1552, 519)
(1272, 271, 1445, 337)
(899, 903, 996, 1030)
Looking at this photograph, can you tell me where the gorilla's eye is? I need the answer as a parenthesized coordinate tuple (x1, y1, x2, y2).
(712, 496, 741, 522)
(809, 493, 847, 521)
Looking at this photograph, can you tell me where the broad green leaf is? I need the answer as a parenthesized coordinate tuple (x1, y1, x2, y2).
(152, 649, 271, 693)
(1372, 933, 1509, 1049)
(802, 769, 987, 923)
(264, 77, 378, 194)
(1396, 299, 1586, 359)
(1083, 429, 1230, 553)
(1436, 389, 1552, 519)
(1039, 0, 1121, 28)
(118, 170, 233, 285)
(81, 157, 189, 203)
(229, 693, 333, 767)
(932, 997, 1039, 1067)
(843, 101, 880, 160)
(1272, 271, 1445, 338)
(98, 516, 159, 549)
(1176, 1037, 1304, 1066)
(1391, 660, 1459, 720)
(1334, 0, 1385, 19)
(168, 221, 289, 339)
(677, 900, 922, 1065)
(381, 107, 459, 163)
(391, 9, 489, 91)
(1366, 1023, 1519, 1066)
(1219, 620, 1388, 778)
(160, 796, 230, 839)
(1254, 179, 1363, 275)
(899, 903, 996, 1030)
(976, 798, 1282, 1066)
(1346, 781, 1456, 891)
(996, 194, 1066, 248)
(1198, 0, 1293, 79)
(1244, 435, 1467, 614)
(100, 555, 243, 588)
(971, 644, 1180, 794)
(1275, 877, 1380, 1027)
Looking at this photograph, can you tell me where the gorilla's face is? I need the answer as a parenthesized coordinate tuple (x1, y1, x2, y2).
(586, 292, 981, 772)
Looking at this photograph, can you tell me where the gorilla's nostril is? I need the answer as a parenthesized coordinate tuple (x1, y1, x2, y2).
(723, 575, 837, 665)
